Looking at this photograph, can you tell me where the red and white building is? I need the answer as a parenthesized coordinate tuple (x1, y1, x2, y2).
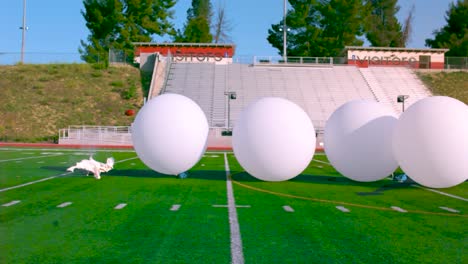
(133, 42, 236, 65)
(344, 46, 449, 69)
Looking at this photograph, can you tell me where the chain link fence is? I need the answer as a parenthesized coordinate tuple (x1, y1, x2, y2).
(445, 57, 468, 69)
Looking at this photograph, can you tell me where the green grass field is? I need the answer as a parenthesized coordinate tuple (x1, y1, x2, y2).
(0, 147, 466, 263)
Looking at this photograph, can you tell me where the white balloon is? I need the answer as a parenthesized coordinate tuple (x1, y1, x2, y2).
(393, 96, 468, 188)
(233, 97, 316, 181)
(131, 93, 209, 175)
(324, 100, 398, 182)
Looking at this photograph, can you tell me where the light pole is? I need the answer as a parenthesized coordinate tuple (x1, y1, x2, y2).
(397, 95, 409, 112)
(20, 0, 27, 64)
(222, 91, 237, 136)
(283, 0, 287, 62)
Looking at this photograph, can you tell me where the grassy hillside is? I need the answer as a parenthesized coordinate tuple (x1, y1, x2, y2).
(0, 64, 146, 142)
(418, 71, 468, 104)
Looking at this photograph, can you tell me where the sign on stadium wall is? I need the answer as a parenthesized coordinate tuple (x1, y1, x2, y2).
(344, 46, 448, 69)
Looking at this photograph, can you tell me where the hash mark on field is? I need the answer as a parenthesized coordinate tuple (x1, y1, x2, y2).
(391, 206, 407, 213)
(57, 202, 72, 208)
(440, 206, 460, 213)
(283, 205, 294, 212)
(114, 203, 127, 210)
(170, 204, 181, 211)
(212, 204, 251, 208)
(336, 206, 350, 213)
(2, 200, 21, 207)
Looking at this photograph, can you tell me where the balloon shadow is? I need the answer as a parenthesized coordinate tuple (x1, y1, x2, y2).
(107, 168, 227, 181)
(231, 171, 414, 191)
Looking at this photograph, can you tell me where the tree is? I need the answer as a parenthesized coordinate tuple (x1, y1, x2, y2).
(319, 0, 367, 56)
(212, 1, 233, 43)
(425, 0, 468, 56)
(80, 0, 177, 64)
(267, 0, 366, 57)
(401, 4, 415, 46)
(365, 0, 404, 47)
(175, 0, 213, 43)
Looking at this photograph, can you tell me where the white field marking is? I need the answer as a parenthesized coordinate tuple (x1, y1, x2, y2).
(412, 184, 468, 202)
(314, 165, 323, 168)
(212, 205, 251, 208)
(2, 200, 21, 207)
(37, 161, 45, 164)
(170, 204, 181, 211)
(0, 172, 71, 193)
(283, 205, 295, 212)
(312, 159, 332, 166)
(439, 206, 460, 213)
(114, 203, 127, 210)
(224, 152, 244, 264)
(336, 206, 350, 213)
(0, 153, 64, 163)
(0, 156, 139, 193)
(57, 202, 73, 208)
(391, 206, 407, 213)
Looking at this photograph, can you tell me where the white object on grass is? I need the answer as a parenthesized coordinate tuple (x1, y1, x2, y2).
(232, 97, 316, 181)
(324, 100, 398, 182)
(393, 96, 468, 188)
(67, 157, 114, 179)
(132, 94, 209, 175)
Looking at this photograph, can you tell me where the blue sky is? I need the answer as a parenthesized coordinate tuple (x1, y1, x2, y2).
(0, 0, 455, 63)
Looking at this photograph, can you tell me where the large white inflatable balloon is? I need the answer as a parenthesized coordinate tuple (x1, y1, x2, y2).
(393, 96, 468, 188)
(233, 97, 316, 181)
(324, 100, 398, 182)
(132, 93, 209, 175)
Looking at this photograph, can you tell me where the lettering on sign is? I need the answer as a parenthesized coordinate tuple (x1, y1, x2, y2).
(352, 55, 418, 65)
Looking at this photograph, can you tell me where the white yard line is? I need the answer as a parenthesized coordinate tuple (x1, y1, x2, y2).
(2, 200, 21, 207)
(391, 206, 407, 213)
(57, 202, 73, 208)
(114, 203, 127, 210)
(283, 205, 295, 212)
(312, 159, 332, 166)
(0, 172, 71, 193)
(412, 184, 468, 202)
(439, 206, 460, 213)
(336, 206, 350, 213)
(170, 204, 181, 211)
(224, 152, 244, 264)
(0, 157, 139, 193)
(0, 153, 64, 163)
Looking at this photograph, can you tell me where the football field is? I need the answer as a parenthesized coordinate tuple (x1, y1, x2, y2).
(0, 147, 466, 263)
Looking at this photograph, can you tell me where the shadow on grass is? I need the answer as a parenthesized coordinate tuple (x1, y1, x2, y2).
(231, 171, 414, 191)
(107, 169, 227, 181)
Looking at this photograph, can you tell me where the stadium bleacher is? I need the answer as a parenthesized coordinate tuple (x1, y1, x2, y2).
(159, 61, 432, 147)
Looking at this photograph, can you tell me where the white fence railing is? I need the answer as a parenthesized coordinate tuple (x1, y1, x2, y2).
(58, 125, 132, 146)
(58, 125, 325, 148)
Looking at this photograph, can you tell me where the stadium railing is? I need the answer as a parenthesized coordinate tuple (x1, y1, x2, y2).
(58, 125, 132, 146)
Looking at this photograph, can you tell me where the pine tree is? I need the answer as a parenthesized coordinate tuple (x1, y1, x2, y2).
(425, 0, 468, 56)
(267, 0, 366, 57)
(365, 0, 404, 47)
(176, 0, 213, 43)
(80, 0, 176, 64)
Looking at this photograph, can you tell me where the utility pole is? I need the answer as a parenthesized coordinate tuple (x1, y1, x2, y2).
(283, 0, 287, 62)
(20, 0, 27, 64)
